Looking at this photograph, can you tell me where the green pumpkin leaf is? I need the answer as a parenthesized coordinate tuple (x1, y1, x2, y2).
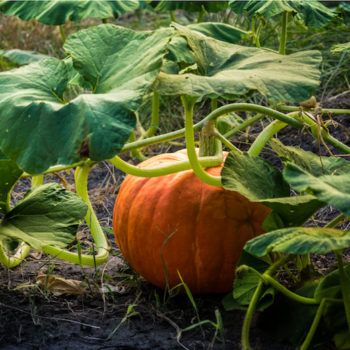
(222, 152, 289, 200)
(232, 265, 275, 310)
(245, 227, 350, 257)
(222, 151, 323, 227)
(156, 25, 321, 102)
(0, 151, 23, 214)
(0, 49, 49, 66)
(334, 331, 350, 350)
(271, 139, 350, 176)
(0, 0, 139, 25)
(0, 183, 87, 250)
(155, 1, 228, 13)
(187, 22, 248, 44)
(284, 163, 350, 216)
(0, 25, 172, 174)
(314, 265, 350, 302)
(229, 0, 336, 28)
(229, 0, 295, 18)
(260, 195, 324, 228)
(64, 24, 173, 93)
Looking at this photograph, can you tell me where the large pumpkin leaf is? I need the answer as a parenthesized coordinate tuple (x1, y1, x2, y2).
(271, 139, 350, 177)
(222, 152, 323, 227)
(229, 0, 336, 28)
(0, 49, 49, 66)
(284, 163, 350, 216)
(187, 22, 248, 44)
(63, 24, 172, 93)
(155, 25, 321, 102)
(245, 227, 350, 257)
(155, 1, 228, 13)
(0, 183, 87, 250)
(0, 0, 139, 25)
(0, 25, 172, 174)
(0, 151, 22, 214)
(222, 152, 289, 200)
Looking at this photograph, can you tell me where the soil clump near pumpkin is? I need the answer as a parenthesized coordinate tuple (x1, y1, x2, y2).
(1, 93, 349, 350)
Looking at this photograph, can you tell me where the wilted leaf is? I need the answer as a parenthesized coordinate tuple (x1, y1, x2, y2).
(37, 273, 86, 296)
(156, 25, 321, 102)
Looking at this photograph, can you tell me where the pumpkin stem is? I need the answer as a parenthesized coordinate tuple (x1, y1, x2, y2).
(199, 120, 222, 158)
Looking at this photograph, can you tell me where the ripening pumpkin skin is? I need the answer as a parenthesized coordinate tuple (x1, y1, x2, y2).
(113, 151, 270, 294)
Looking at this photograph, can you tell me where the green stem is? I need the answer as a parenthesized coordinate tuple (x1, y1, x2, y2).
(22, 161, 86, 178)
(121, 103, 303, 153)
(279, 12, 288, 55)
(197, 6, 205, 23)
(31, 175, 44, 188)
(144, 92, 160, 138)
(242, 280, 264, 350)
(182, 96, 222, 187)
(214, 130, 242, 154)
(211, 99, 218, 112)
(59, 25, 66, 44)
(325, 213, 346, 228)
(109, 152, 222, 178)
(248, 120, 288, 157)
(223, 114, 264, 139)
(263, 274, 318, 304)
(0, 241, 31, 268)
(324, 133, 350, 154)
(241, 255, 290, 350)
(129, 131, 146, 161)
(277, 105, 350, 116)
(170, 11, 176, 22)
(43, 164, 109, 266)
(335, 250, 350, 331)
(300, 299, 326, 350)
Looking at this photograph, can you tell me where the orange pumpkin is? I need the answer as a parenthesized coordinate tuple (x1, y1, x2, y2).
(113, 151, 270, 294)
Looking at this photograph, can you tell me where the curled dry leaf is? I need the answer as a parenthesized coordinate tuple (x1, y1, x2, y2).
(36, 273, 86, 296)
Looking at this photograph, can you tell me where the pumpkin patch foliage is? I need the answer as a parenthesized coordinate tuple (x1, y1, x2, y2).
(0, 1, 350, 349)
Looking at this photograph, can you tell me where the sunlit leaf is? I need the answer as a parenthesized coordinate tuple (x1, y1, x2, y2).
(0, 49, 49, 66)
(284, 163, 350, 216)
(0, 0, 139, 25)
(0, 183, 87, 250)
(156, 25, 321, 102)
(271, 139, 350, 176)
(245, 227, 350, 256)
(187, 22, 248, 44)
